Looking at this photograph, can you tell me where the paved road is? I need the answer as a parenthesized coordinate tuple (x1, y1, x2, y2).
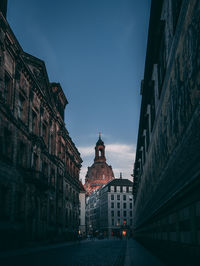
(0, 239, 164, 266)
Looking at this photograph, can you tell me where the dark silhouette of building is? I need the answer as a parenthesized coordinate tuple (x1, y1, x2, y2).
(84, 134, 114, 195)
(0, 1, 82, 248)
(133, 0, 200, 261)
(0, 0, 7, 18)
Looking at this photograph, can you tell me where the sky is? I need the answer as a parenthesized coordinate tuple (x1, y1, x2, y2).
(7, 0, 151, 182)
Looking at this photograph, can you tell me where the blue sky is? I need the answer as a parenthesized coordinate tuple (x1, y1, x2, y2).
(7, 0, 150, 181)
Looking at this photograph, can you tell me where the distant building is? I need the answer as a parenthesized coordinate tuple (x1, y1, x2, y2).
(0, 1, 82, 248)
(84, 134, 114, 195)
(99, 176, 133, 237)
(79, 181, 86, 236)
(133, 0, 200, 258)
(86, 176, 133, 238)
(85, 190, 100, 236)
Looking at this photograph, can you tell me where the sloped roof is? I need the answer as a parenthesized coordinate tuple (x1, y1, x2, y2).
(105, 178, 133, 187)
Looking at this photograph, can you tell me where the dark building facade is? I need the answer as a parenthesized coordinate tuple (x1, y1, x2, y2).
(133, 0, 200, 259)
(0, 3, 82, 248)
(84, 135, 114, 195)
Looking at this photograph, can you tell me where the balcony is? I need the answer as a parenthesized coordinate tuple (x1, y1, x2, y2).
(23, 169, 49, 190)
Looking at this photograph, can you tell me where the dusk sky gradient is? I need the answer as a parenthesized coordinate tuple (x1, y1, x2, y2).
(7, 0, 151, 182)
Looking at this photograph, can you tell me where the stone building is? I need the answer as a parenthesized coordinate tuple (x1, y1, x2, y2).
(133, 0, 200, 260)
(0, 1, 82, 248)
(84, 134, 114, 195)
(99, 177, 133, 237)
(86, 176, 133, 238)
(85, 190, 100, 236)
(79, 181, 86, 236)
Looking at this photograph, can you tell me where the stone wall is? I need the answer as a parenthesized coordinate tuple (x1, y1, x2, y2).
(133, 0, 200, 256)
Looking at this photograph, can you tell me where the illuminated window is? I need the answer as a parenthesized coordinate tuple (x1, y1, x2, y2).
(122, 230, 126, 236)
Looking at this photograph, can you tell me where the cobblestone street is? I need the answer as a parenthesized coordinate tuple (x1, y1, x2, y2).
(0, 239, 164, 266)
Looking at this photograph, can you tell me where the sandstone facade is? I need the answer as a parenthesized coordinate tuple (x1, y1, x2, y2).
(0, 4, 82, 247)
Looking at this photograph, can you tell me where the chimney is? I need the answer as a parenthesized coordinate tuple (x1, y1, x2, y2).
(120, 172, 122, 179)
(0, 0, 8, 18)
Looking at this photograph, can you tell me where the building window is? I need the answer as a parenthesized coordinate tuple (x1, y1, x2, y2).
(130, 211, 133, 217)
(111, 194, 114, 200)
(123, 195, 126, 201)
(18, 141, 26, 167)
(5, 73, 12, 105)
(33, 153, 39, 170)
(58, 175, 62, 191)
(111, 202, 114, 208)
(111, 210, 114, 217)
(117, 211, 120, 217)
(123, 211, 127, 217)
(42, 122, 48, 146)
(51, 169, 55, 187)
(117, 202, 120, 208)
(117, 186, 120, 192)
(32, 110, 37, 134)
(42, 161, 48, 177)
(123, 219, 127, 225)
(50, 134, 54, 154)
(129, 186, 133, 192)
(117, 219, 120, 226)
(123, 186, 126, 193)
(117, 195, 120, 200)
(130, 219, 133, 226)
(123, 203, 126, 209)
(112, 219, 114, 226)
(18, 94, 25, 121)
(111, 186, 114, 192)
(130, 203, 133, 209)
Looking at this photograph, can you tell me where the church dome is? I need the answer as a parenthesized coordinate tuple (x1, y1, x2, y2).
(84, 134, 114, 195)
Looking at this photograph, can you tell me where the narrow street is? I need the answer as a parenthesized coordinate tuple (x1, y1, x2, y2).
(0, 239, 164, 266)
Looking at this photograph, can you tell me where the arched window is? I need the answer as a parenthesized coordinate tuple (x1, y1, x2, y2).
(98, 149, 103, 157)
